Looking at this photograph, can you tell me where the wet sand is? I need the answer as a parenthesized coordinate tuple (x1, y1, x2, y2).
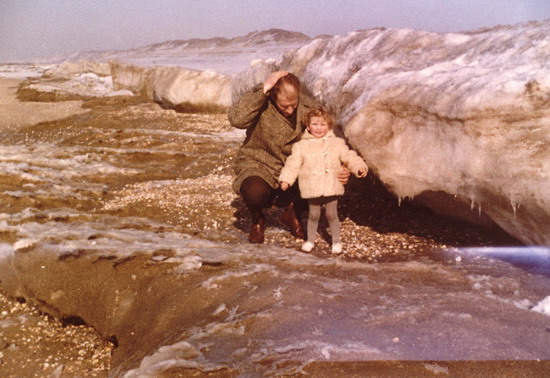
(1, 77, 543, 377)
(0, 78, 112, 376)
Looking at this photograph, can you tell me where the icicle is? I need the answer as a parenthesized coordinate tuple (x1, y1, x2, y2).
(398, 196, 402, 207)
(470, 198, 475, 211)
(478, 202, 482, 217)
(511, 200, 518, 218)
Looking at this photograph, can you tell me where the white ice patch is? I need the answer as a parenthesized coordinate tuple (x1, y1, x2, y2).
(532, 296, 550, 316)
(423, 363, 450, 375)
(0, 144, 139, 185)
(272, 287, 283, 300)
(0, 71, 43, 79)
(0, 220, 10, 232)
(272, 340, 381, 360)
(0, 64, 48, 78)
(212, 304, 226, 316)
(122, 341, 226, 378)
(28, 72, 115, 97)
(171, 255, 203, 273)
(0, 243, 14, 260)
(13, 239, 37, 251)
(128, 127, 245, 142)
(200, 263, 275, 289)
(105, 89, 134, 97)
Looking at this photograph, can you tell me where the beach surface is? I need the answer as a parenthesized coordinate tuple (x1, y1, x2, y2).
(2, 76, 549, 377)
(0, 78, 112, 376)
(0, 78, 88, 131)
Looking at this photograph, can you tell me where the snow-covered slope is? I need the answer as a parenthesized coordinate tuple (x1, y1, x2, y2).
(262, 20, 549, 245)
(38, 29, 313, 75)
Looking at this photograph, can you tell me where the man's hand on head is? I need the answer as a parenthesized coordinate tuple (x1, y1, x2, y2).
(263, 71, 289, 94)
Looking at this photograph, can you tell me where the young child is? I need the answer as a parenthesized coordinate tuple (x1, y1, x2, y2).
(279, 107, 368, 254)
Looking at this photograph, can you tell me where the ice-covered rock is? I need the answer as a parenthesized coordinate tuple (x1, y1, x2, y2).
(241, 20, 550, 245)
(110, 61, 232, 112)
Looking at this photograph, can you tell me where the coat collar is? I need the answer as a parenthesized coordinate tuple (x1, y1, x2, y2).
(302, 129, 336, 140)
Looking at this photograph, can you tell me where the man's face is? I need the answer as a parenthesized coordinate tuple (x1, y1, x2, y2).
(275, 87, 298, 117)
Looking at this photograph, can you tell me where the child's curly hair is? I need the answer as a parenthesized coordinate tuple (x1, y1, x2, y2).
(306, 106, 334, 129)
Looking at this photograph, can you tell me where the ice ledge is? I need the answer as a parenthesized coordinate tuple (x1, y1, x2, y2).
(235, 20, 550, 245)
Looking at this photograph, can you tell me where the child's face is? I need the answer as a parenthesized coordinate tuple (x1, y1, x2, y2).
(307, 116, 330, 138)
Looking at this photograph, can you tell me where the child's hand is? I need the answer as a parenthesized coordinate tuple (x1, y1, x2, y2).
(280, 181, 289, 191)
(358, 167, 368, 178)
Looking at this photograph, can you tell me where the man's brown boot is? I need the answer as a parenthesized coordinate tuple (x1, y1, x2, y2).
(279, 202, 305, 240)
(248, 216, 265, 243)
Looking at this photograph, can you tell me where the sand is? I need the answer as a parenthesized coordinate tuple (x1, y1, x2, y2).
(0, 77, 88, 132)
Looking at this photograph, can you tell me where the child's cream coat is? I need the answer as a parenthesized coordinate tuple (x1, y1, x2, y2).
(279, 130, 368, 199)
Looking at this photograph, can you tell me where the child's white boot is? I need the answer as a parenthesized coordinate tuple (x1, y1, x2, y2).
(301, 241, 315, 252)
(331, 243, 342, 254)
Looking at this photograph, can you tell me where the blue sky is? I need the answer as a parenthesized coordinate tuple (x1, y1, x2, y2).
(1, 0, 549, 62)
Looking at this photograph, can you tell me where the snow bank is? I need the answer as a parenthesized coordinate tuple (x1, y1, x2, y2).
(0, 64, 50, 79)
(110, 61, 232, 112)
(17, 70, 131, 99)
(44, 60, 111, 78)
(239, 20, 550, 245)
(39, 29, 312, 76)
(29, 73, 119, 97)
(14, 60, 132, 99)
(533, 296, 550, 315)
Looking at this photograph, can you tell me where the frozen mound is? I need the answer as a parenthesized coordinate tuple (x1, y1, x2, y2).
(18, 72, 126, 99)
(242, 20, 550, 245)
(15, 60, 132, 100)
(44, 60, 111, 78)
(110, 61, 232, 112)
(0, 64, 51, 79)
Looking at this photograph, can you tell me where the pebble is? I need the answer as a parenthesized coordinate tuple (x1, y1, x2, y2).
(0, 289, 112, 377)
